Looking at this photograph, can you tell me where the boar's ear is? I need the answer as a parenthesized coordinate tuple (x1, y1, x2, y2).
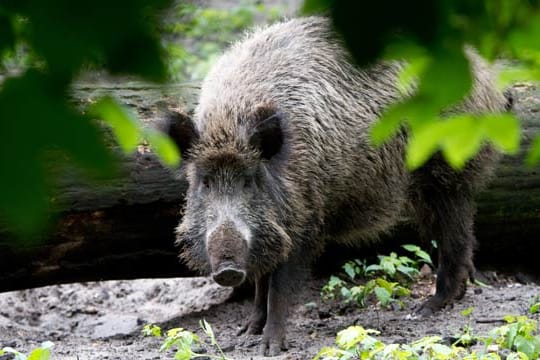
(248, 106, 284, 160)
(161, 110, 199, 159)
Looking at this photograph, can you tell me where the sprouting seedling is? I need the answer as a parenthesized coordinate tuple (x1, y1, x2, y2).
(0, 341, 54, 360)
(529, 295, 540, 315)
(143, 320, 232, 360)
(200, 319, 230, 360)
(453, 307, 477, 347)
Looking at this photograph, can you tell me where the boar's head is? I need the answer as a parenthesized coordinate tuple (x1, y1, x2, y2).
(165, 105, 293, 287)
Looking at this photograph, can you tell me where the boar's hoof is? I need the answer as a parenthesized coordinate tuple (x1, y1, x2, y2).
(237, 314, 266, 336)
(259, 335, 288, 357)
(415, 295, 447, 317)
(212, 263, 246, 287)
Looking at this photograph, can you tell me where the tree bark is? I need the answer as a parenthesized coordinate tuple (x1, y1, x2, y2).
(0, 82, 538, 293)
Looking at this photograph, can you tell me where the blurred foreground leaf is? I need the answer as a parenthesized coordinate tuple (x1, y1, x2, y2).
(145, 129, 181, 168)
(91, 97, 141, 153)
(407, 114, 520, 170)
(91, 96, 181, 167)
(0, 71, 116, 235)
(0, 0, 173, 237)
(304, 0, 540, 168)
(526, 135, 540, 167)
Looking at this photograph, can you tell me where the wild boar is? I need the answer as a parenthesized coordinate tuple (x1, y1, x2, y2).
(165, 16, 508, 356)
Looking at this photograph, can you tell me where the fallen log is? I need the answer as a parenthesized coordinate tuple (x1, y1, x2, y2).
(0, 82, 539, 292)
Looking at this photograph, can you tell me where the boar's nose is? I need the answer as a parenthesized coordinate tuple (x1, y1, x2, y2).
(207, 221, 249, 287)
(212, 261, 246, 287)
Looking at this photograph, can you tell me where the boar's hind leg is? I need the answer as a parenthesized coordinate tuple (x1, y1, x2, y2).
(413, 187, 476, 316)
(238, 274, 269, 335)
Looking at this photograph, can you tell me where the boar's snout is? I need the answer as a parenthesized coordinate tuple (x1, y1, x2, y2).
(207, 222, 249, 287)
(212, 262, 246, 287)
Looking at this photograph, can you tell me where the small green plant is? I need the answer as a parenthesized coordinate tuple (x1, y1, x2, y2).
(0, 341, 53, 360)
(454, 307, 477, 347)
(529, 295, 540, 315)
(486, 315, 540, 359)
(315, 314, 540, 360)
(314, 325, 466, 360)
(365, 244, 432, 282)
(143, 320, 231, 360)
(322, 244, 432, 309)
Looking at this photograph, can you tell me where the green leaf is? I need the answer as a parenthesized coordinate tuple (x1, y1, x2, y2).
(405, 120, 443, 170)
(370, 104, 405, 146)
(416, 48, 472, 109)
(429, 343, 453, 356)
(174, 345, 193, 360)
(514, 335, 537, 359)
(440, 115, 483, 169)
(166, 327, 185, 338)
(526, 134, 540, 167)
(142, 324, 162, 338)
(394, 286, 411, 297)
(336, 326, 379, 350)
(11, 0, 170, 80)
(145, 129, 181, 167)
(461, 307, 474, 317)
(402, 244, 419, 252)
(506, 323, 519, 349)
(340, 287, 351, 300)
(396, 265, 419, 278)
(313, 346, 348, 360)
(365, 264, 382, 273)
(407, 113, 520, 170)
(403, 244, 433, 265)
(374, 286, 392, 306)
(1, 347, 25, 360)
(411, 335, 443, 350)
(0, 70, 115, 236)
(481, 114, 520, 153)
(343, 262, 356, 280)
(395, 54, 429, 96)
(380, 257, 396, 276)
(371, 97, 436, 146)
(498, 65, 540, 88)
(530, 302, 540, 314)
(27, 348, 51, 360)
(91, 96, 141, 153)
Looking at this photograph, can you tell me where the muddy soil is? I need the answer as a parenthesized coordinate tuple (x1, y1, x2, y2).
(0, 271, 539, 360)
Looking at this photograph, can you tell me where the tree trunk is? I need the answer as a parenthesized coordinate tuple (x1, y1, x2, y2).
(0, 82, 538, 293)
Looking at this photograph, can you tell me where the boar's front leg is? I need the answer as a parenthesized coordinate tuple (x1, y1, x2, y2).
(238, 274, 269, 335)
(258, 261, 300, 356)
(414, 187, 477, 315)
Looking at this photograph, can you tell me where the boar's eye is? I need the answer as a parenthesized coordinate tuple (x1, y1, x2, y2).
(201, 177, 210, 189)
(243, 176, 253, 189)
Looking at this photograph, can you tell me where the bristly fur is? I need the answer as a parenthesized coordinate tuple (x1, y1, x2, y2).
(175, 16, 507, 300)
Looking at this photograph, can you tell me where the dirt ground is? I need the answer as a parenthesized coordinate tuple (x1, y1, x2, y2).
(0, 270, 539, 360)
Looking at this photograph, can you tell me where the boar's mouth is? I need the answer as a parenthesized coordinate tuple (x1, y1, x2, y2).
(206, 222, 249, 287)
(211, 261, 246, 287)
